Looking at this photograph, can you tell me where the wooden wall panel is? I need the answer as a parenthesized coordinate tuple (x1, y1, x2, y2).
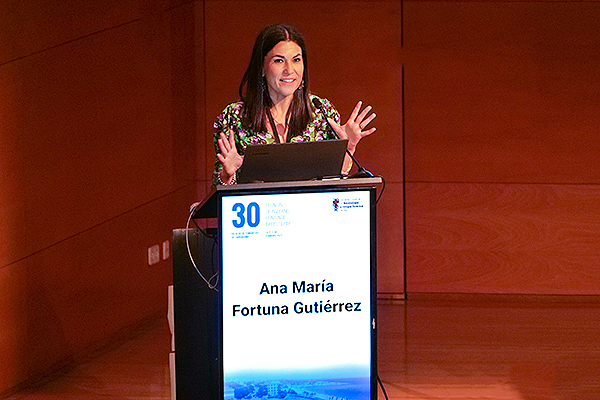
(403, 1, 600, 294)
(202, 0, 404, 294)
(406, 183, 600, 294)
(0, 0, 143, 65)
(0, 17, 172, 268)
(404, 1, 600, 184)
(171, 2, 202, 187)
(0, 2, 200, 395)
(377, 183, 405, 295)
(0, 186, 194, 394)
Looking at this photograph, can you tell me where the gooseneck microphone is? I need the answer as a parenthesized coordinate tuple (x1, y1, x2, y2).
(311, 97, 373, 178)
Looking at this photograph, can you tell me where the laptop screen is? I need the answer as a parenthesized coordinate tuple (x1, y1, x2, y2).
(237, 139, 348, 184)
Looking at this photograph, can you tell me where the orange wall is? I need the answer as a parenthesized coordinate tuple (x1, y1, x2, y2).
(0, 0, 200, 395)
(404, 1, 600, 294)
(0, 0, 402, 394)
(3, 0, 599, 396)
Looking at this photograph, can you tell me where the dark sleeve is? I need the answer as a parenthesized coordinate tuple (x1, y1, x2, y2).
(310, 94, 341, 141)
(212, 104, 236, 187)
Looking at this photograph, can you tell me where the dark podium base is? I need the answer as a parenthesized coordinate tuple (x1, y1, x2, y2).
(173, 177, 382, 400)
(172, 228, 221, 400)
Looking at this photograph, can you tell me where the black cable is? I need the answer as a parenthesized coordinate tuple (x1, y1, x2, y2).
(190, 204, 217, 240)
(186, 205, 219, 291)
(377, 374, 390, 400)
(374, 174, 386, 205)
(210, 233, 220, 289)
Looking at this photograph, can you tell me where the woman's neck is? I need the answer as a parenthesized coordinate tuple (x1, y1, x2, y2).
(269, 95, 293, 121)
(268, 95, 293, 142)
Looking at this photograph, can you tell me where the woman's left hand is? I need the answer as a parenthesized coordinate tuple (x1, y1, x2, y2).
(328, 101, 376, 151)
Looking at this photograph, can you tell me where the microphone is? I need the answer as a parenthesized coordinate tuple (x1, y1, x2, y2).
(312, 97, 373, 178)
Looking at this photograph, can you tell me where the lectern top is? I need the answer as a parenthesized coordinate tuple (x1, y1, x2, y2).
(192, 176, 383, 219)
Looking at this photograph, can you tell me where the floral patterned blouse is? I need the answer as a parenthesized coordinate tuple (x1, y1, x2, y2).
(212, 94, 341, 186)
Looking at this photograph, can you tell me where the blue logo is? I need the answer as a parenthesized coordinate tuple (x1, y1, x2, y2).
(232, 202, 260, 228)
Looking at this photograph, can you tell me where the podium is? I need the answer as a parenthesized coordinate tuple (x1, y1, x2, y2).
(173, 177, 382, 400)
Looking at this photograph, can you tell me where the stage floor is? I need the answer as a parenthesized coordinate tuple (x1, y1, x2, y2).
(6, 296, 600, 399)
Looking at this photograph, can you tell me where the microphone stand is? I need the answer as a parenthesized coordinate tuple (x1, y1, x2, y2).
(312, 98, 373, 178)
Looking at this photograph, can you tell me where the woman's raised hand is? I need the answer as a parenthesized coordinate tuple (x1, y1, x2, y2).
(327, 101, 376, 151)
(216, 130, 244, 182)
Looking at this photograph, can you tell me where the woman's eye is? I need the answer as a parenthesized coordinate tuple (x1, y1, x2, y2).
(294, 57, 302, 63)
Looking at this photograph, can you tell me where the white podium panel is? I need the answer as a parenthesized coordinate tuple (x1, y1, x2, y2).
(219, 188, 375, 400)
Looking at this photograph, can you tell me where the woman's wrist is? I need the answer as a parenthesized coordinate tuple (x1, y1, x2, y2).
(218, 169, 237, 185)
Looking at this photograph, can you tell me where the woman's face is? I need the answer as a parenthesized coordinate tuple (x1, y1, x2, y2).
(263, 40, 304, 104)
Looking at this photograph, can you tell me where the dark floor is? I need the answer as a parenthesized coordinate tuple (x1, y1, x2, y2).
(6, 296, 600, 399)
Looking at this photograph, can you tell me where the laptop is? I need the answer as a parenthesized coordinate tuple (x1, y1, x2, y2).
(237, 139, 348, 184)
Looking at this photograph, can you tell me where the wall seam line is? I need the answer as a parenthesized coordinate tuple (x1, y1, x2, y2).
(0, 19, 141, 67)
(0, 182, 197, 271)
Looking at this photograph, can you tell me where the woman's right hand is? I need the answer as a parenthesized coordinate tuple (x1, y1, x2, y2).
(216, 130, 244, 183)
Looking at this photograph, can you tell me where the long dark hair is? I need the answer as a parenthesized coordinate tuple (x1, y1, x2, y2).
(239, 23, 312, 140)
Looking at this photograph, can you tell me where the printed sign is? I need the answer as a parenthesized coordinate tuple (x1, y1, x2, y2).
(221, 190, 372, 400)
